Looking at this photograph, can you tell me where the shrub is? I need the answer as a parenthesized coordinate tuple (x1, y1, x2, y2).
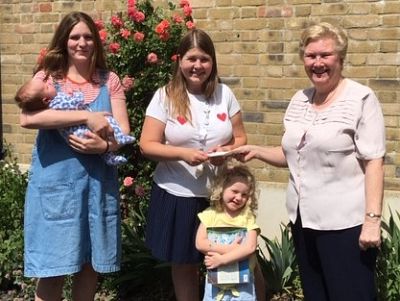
(257, 224, 303, 300)
(0, 144, 35, 297)
(96, 0, 194, 298)
(100, 0, 193, 232)
(376, 210, 400, 301)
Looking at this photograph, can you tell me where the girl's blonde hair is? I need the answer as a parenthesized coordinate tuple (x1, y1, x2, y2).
(209, 160, 258, 215)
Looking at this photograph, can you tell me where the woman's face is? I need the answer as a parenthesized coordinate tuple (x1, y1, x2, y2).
(303, 38, 343, 91)
(67, 21, 95, 66)
(179, 47, 213, 94)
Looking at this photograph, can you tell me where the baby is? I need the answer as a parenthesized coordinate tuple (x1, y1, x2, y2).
(15, 78, 135, 165)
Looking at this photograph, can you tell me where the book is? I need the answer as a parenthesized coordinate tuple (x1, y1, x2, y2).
(206, 227, 250, 284)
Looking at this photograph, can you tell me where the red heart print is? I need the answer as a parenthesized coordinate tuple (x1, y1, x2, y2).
(177, 115, 186, 125)
(217, 113, 227, 121)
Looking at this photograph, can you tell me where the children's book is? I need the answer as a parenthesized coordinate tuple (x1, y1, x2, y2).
(206, 227, 250, 284)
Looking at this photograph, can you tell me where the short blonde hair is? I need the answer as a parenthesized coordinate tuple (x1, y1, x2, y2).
(209, 159, 258, 216)
(299, 22, 348, 62)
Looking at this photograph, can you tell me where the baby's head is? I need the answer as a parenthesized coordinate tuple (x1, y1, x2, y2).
(210, 160, 258, 215)
(15, 79, 56, 111)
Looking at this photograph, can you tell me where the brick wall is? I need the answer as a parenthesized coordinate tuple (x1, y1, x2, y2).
(1, 0, 399, 194)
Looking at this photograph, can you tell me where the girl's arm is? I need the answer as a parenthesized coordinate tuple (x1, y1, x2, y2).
(195, 223, 242, 255)
(232, 144, 287, 168)
(204, 230, 258, 269)
(139, 116, 209, 165)
(224, 111, 247, 150)
(359, 158, 384, 250)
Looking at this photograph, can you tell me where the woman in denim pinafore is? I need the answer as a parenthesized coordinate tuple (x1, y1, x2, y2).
(19, 12, 129, 300)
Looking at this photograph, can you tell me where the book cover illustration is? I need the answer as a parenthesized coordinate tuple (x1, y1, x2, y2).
(206, 227, 250, 284)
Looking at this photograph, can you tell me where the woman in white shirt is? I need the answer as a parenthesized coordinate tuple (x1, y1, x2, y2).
(139, 29, 247, 301)
(233, 22, 385, 301)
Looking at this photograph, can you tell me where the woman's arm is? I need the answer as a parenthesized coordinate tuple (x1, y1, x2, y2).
(109, 72, 131, 135)
(204, 230, 258, 269)
(139, 116, 208, 165)
(359, 157, 384, 250)
(110, 95, 130, 135)
(232, 144, 287, 167)
(20, 109, 110, 131)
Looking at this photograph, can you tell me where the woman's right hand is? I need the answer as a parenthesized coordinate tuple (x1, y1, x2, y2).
(86, 111, 114, 140)
(181, 148, 209, 166)
(231, 145, 258, 162)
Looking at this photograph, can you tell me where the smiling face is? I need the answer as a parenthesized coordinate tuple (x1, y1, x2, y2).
(303, 38, 343, 93)
(222, 177, 250, 217)
(179, 47, 213, 94)
(67, 21, 95, 67)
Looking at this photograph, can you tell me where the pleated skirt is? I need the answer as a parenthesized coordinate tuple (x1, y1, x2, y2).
(145, 182, 209, 264)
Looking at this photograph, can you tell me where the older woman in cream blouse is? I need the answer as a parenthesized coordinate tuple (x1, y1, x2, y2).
(234, 22, 385, 301)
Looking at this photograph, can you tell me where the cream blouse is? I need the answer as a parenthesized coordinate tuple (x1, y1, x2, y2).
(282, 78, 386, 230)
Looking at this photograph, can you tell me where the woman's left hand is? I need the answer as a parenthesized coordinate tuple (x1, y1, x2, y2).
(68, 131, 107, 154)
(359, 218, 381, 250)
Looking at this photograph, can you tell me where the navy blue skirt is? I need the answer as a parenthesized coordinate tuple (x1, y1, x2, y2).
(145, 183, 209, 264)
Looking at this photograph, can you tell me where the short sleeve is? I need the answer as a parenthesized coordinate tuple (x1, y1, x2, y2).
(198, 207, 216, 227)
(246, 213, 261, 235)
(107, 72, 126, 102)
(145, 87, 168, 124)
(223, 84, 241, 118)
(355, 91, 386, 160)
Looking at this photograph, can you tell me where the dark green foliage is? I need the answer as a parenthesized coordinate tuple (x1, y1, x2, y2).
(376, 210, 400, 301)
(0, 144, 35, 296)
(257, 224, 303, 300)
(101, 1, 191, 298)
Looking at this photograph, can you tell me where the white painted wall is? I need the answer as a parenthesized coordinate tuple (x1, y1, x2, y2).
(256, 183, 400, 242)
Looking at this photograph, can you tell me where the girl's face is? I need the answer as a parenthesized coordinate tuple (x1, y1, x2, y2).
(67, 21, 95, 66)
(303, 37, 343, 92)
(222, 178, 250, 217)
(179, 47, 213, 94)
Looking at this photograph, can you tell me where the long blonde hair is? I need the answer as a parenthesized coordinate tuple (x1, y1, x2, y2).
(209, 160, 258, 216)
(166, 29, 219, 122)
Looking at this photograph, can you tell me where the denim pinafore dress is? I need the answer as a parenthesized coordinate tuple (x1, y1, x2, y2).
(24, 76, 121, 277)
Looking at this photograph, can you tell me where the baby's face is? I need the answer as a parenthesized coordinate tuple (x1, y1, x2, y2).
(42, 82, 57, 100)
(35, 80, 56, 105)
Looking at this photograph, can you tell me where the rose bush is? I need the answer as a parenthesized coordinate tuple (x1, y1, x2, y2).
(97, 0, 193, 227)
(97, 0, 194, 298)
